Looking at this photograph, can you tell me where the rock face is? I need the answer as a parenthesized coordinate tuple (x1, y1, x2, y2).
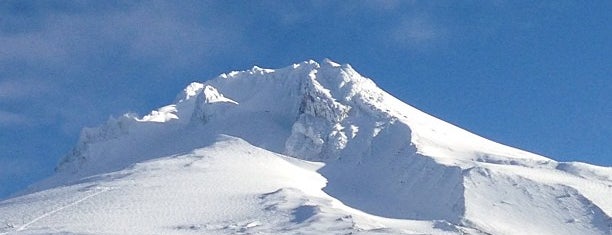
(2, 60, 611, 235)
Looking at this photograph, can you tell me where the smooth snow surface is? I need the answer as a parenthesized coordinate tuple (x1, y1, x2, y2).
(1, 60, 611, 235)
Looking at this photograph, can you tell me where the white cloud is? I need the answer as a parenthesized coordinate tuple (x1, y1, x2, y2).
(391, 16, 442, 47)
(0, 1, 244, 71)
(93, 3, 242, 68)
(0, 1, 246, 130)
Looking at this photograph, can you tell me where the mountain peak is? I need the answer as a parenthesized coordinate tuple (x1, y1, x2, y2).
(7, 60, 612, 235)
(56, 59, 555, 177)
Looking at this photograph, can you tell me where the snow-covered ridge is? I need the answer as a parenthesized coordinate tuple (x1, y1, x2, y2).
(13, 59, 611, 235)
(57, 59, 552, 172)
(56, 59, 381, 171)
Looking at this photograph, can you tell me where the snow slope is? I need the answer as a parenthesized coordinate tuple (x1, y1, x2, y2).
(1, 136, 465, 234)
(1, 59, 611, 234)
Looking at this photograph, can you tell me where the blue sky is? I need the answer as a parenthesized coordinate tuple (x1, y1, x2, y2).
(0, 0, 610, 198)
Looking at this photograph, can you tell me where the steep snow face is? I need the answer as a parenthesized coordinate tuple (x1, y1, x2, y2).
(8, 60, 612, 235)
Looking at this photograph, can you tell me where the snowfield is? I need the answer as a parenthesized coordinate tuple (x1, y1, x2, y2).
(1, 60, 610, 234)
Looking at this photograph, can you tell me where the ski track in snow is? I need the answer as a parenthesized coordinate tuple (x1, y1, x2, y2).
(4, 187, 111, 234)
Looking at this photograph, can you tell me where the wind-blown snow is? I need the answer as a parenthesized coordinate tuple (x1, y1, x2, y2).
(1, 59, 610, 235)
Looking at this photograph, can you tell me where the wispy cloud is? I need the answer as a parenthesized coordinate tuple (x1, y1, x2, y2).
(0, 79, 53, 100)
(0, 110, 28, 126)
(0, 1, 245, 131)
(0, 1, 243, 70)
(360, 0, 411, 11)
(391, 15, 444, 48)
(0, 32, 68, 65)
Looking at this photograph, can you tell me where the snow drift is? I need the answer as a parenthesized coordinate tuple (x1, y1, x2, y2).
(1, 59, 610, 235)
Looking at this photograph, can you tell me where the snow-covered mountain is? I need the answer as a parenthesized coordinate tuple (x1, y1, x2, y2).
(1, 60, 611, 235)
